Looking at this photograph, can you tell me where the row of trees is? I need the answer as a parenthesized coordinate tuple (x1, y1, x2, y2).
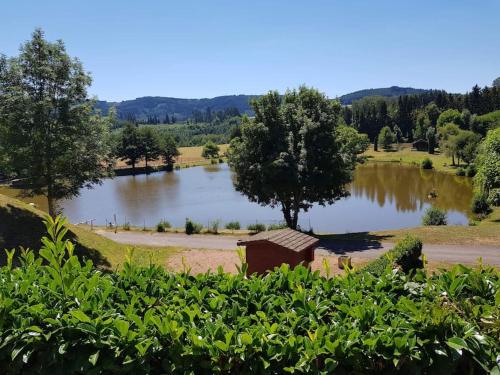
(190, 107, 240, 124)
(144, 113, 178, 124)
(346, 82, 500, 146)
(114, 124, 179, 172)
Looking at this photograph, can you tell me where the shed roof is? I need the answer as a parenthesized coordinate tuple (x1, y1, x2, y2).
(237, 228, 319, 253)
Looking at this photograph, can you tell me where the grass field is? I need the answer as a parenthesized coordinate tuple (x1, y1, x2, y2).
(318, 206, 500, 246)
(363, 143, 459, 174)
(114, 144, 229, 169)
(0, 193, 180, 270)
(114, 142, 459, 173)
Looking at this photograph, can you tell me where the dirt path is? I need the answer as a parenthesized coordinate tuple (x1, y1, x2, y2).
(96, 230, 500, 265)
(165, 249, 367, 276)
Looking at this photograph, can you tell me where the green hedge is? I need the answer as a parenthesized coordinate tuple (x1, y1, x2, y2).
(0, 219, 498, 374)
(363, 234, 423, 275)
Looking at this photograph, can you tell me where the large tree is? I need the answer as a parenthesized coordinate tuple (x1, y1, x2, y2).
(377, 126, 395, 150)
(116, 122, 142, 173)
(0, 29, 111, 217)
(474, 128, 499, 195)
(228, 86, 367, 229)
(138, 127, 161, 169)
(201, 141, 220, 159)
(160, 133, 179, 169)
(351, 96, 391, 150)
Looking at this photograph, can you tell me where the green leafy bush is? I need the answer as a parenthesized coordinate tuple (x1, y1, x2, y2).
(488, 188, 500, 206)
(422, 206, 447, 226)
(465, 164, 476, 177)
(1, 220, 498, 374)
(122, 222, 131, 231)
(156, 220, 171, 232)
(247, 222, 266, 233)
(363, 235, 423, 275)
(208, 219, 220, 234)
(421, 158, 433, 169)
(185, 218, 202, 234)
(225, 221, 241, 230)
(267, 222, 288, 230)
(455, 167, 466, 176)
(471, 193, 492, 216)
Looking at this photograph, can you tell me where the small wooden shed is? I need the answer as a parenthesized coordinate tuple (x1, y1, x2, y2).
(237, 228, 319, 275)
(412, 139, 428, 151)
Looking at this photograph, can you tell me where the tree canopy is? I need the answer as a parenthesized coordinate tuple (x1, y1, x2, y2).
(378, 126, 395, 150)
(228, 86, 367, 229)
(201, 141, 220, 159)
(138, 127, 161, 169)
(474, 127, 500, 196)
(0, 29, 111, 216)
(437, 109, 462, 128)
(160, 133, 180, 168)
(116, 123, 142, 172)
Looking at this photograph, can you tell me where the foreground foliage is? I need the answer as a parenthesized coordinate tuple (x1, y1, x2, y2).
(363, 234, 423, 275)
(0, 218, 498, 374)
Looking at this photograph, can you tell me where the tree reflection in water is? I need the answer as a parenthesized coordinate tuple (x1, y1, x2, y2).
(351, 163, 473, 215)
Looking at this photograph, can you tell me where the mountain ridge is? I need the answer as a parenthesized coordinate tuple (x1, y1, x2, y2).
(96, 86, 430, 121)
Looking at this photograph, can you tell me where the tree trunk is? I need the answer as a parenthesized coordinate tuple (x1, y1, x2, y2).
(452, 154, 455, 166)
(145, 157, 149, 174)
(282, 203, 299, 230)
(373, 138, 378, 152)
(47, 194, 57, 218)
(132, 161, 136, 175)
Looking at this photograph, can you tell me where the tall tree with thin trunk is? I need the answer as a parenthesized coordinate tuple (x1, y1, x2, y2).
(0, 29, 112, 217)
(228, 86, 366, 229)
(138, 127, 161, 170)
(160, 133, 180, 169)
(117, 122, 142, 174)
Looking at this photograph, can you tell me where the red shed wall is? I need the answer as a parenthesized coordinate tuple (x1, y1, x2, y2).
(245, 242, 314, 275)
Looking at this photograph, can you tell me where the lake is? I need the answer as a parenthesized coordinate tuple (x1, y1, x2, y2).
(1, 163, 473, 233)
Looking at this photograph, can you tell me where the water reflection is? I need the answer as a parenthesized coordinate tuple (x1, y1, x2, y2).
(0, 163, 473, 232)
(351, 163, 473, 214)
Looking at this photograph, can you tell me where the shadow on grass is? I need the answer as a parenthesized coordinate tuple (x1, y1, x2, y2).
(0, 204, 110, 268)
(315, 232, 395, 255)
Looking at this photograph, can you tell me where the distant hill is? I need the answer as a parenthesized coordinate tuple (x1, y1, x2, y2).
(96, 87, 430, 121)
(338, 86, 429, 105)
(95, 95, 256, 121)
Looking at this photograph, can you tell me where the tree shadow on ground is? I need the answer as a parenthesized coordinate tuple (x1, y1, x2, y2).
(315, 232, 395, 255)
(0, 204, 110, 268)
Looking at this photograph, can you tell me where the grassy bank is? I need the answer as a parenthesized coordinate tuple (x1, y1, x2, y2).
(113, 144, 229, 171)
(0, 194, 180, 270)
(318, 207, 500, 246)
(363, 143, 460, 174)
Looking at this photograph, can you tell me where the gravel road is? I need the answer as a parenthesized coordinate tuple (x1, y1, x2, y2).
(96, 230, 500, 265)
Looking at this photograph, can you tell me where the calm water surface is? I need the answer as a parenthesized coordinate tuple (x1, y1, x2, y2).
(2, 163, 473, 233)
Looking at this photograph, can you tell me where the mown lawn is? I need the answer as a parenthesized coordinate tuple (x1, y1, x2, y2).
(113, 143, 230, 170)
(317, 207, 500, 246)
(363, 143, 461, 174)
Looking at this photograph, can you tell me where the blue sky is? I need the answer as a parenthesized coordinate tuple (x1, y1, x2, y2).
(1, 0, 499, 101)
